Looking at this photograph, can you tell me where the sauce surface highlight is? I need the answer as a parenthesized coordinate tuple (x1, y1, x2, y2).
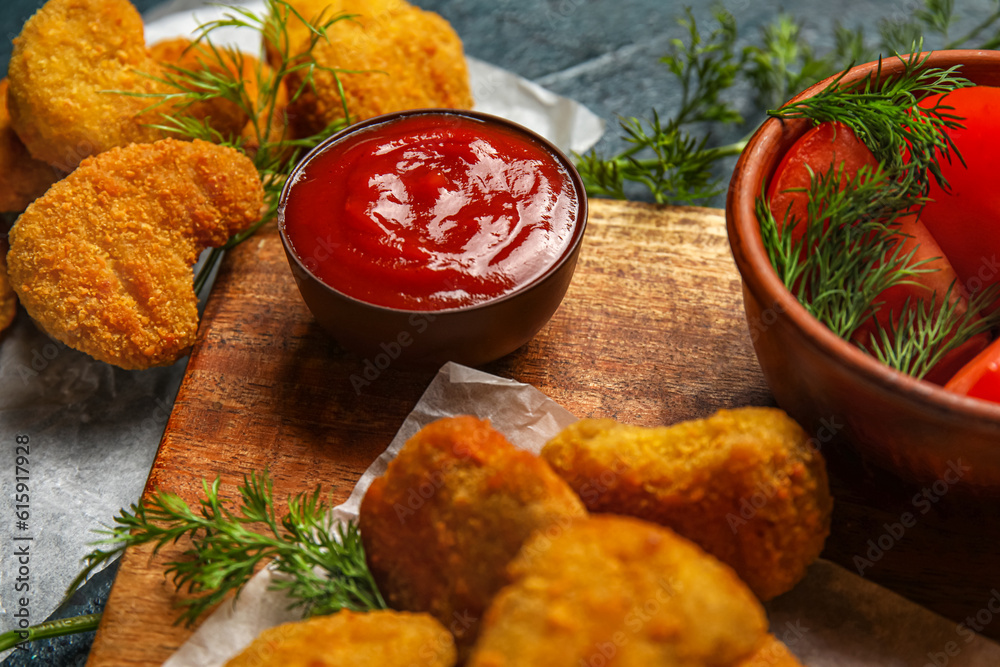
(282, 113, 580, 311)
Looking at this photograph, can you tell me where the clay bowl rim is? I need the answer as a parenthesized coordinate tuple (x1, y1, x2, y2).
(726, 49, 1000, 428)
(277, 107, 590, 317)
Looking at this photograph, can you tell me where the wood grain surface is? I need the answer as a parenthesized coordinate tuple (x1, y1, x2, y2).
(86, 199, 1000, 666)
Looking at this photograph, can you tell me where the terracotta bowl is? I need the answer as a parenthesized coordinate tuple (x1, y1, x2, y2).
(726, 51, 1000, 490)
(278, 109, 588, 369)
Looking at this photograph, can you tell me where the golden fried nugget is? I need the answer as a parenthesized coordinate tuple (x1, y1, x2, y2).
(277, 0, 473, 137)
(359, 416, 586, 654)
(0, 79, 60, 212)
(224, 610, 456, 667)
(149, 38, 289, 156)
(541, 408, 832, 601)
(737, 635, 804, 667)
(467, 515, 768, 667)
(7, 0, 171, 170)
(263, 0, 410, 68)
(7, 139, 263, 369)
(0, 242, 17, 333)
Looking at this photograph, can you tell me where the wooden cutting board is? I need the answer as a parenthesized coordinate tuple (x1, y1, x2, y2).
(86, 199, 1000, 666)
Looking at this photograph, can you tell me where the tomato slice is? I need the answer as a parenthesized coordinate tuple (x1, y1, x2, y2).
(767, 121, 984, 383)
(945, 336, 1000, 403)
(767, 122, 876, 244)
(918, 86, 1000, 312)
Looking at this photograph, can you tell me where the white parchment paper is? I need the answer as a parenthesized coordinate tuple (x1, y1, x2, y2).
(166, 362, 1000, 667)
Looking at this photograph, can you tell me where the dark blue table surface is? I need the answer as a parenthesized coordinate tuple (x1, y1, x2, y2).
(1, 0, 999, 664)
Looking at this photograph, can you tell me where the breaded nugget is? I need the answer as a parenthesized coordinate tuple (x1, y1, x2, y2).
(277, 0, 473, 136)
(149, 38, 289, 156)
(737, 635, 804, 667)
(264, 0, 409, 69)
(7, 0, 170, 170)
(7, 139, 263, 369)
(224, 610, 456, 667)
(359, 416, 586, 654)
(0, 241, 17, 334)
(0, 79, 60, 212)
(541, 408, 832, 600)
(467, 515, 768, 667)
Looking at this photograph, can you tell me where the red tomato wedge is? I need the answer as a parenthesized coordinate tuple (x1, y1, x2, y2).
(767, 122, 876, 245)
(767, 121, 986, 383)
(918, 85, 1000, 313)
(945, 336, 1000, 403)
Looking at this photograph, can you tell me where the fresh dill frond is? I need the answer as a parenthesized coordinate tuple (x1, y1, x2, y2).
(769, 52, 971, 193)
(67, 471, 386, 627)
(576, 111, 743, 204)
(868, 283, 1000, 379)
(576, 7, 747, 203)
(757, 162, 935, 341)
(661, 7, 747, 127)
(744, 14, 837, 112)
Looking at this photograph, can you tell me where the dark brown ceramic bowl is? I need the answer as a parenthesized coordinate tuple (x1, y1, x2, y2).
(727, 51, 1000, 490)
(278, 109, 588, 369)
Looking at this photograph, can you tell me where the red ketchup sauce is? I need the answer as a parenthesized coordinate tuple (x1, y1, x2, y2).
(281, 112, 580, 311)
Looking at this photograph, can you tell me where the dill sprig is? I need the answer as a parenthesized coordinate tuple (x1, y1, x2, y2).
(768, 51, 971, 193)
(136, 0, 354, 294)
(868, 283, 1000, 379)
(758, 163, 936, 340)
(575, 110, 744, 204)
(576, 7, 747, 203)
(67, 471, 386, 628)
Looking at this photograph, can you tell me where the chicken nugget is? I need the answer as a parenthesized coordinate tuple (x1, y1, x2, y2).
(7, 0, 171, 170)
(7, 139, 263, 369)
(0, 79, 60, 212)
(467, 515, 768, 667)
(359, 416, 586, 654)
(278, 0, 473, 137)
(224, 610, 456, 667)
(541, 408, 832, 600)
(263, 0, 410, 69)
(149, 38, 289, 156)
(0, 241, 17, 334)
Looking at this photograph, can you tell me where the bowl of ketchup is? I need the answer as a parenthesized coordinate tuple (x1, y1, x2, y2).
(278, 109, 588, 368)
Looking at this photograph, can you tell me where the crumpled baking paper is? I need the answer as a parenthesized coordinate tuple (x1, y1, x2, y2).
(165, 362, 1000, 667)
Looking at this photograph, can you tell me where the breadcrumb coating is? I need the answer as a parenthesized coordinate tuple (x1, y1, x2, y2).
(0, 242, 17, 334)
(7, 139, 263, 369)
(467, 515, 768, 667)
(274, 0, 473, 137)
(224, 610, 456, 667)
(359, 416, 586, 655)
(7, 0, 171, 170)
(0, 79, 60, 212)
(541, 408, 832, 600)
